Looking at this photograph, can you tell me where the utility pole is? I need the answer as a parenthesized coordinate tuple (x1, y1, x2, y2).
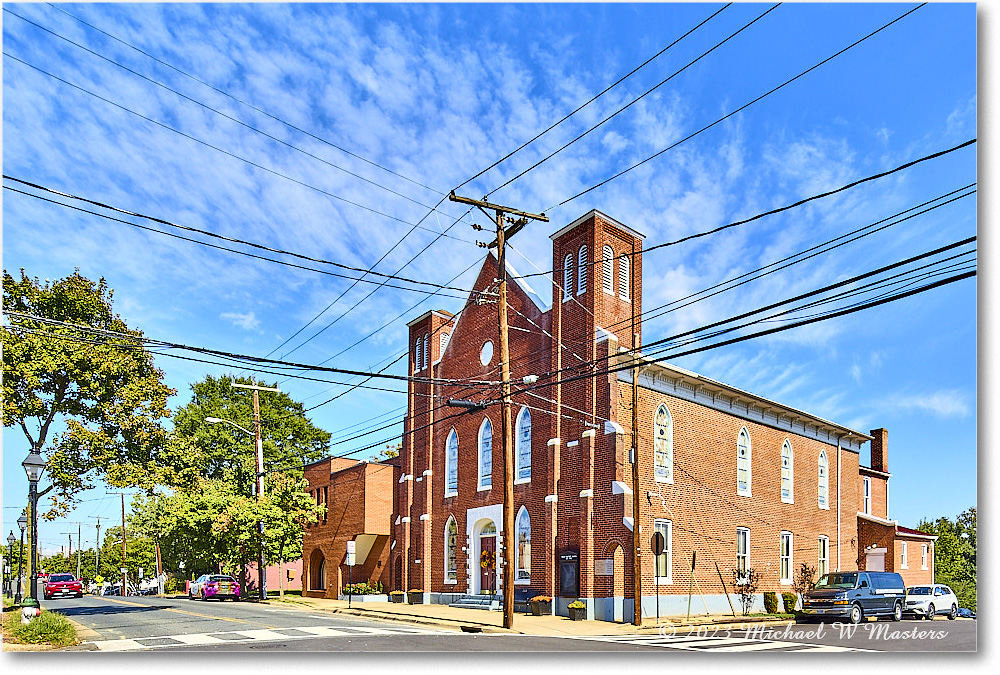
(88, 516, 102, 580)
(631, 237, 643, 626)
(449, 191, 547, 629)
(121, 493, 127, 596)
(77, 522, 82, 580)
(233, 381, 280, 602)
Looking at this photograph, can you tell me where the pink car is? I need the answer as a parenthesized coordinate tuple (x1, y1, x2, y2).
(189, 574, 240, 601)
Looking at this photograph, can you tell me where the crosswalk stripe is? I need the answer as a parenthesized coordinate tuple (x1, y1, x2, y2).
(85, 625, 449, 651)
(561, 633, 868, 653)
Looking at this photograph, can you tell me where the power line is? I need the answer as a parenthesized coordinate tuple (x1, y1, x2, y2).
(454, 2, 733, 192)
(1, 51, 477, 246)
(486, 3, 781, 199)
(45, 2, 441, 196)
(2, 178, 475, 297)
(549, 3, 926, 210)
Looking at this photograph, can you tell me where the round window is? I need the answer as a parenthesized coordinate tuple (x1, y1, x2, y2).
(480, 340, 494, 366)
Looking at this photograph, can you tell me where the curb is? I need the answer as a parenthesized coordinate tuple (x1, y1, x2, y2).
(327, 606, 518, 634)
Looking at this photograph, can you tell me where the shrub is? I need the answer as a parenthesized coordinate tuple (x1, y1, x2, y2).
(390, 590, 405, 596)
(763, 592, 778, 614)
(731, 567, 760, 616)
(782, 592, 797, 613)
(568, 600, 586, 609)
(530, 595, 552, 603)
(342, 581, 383, 595)
(3, 609, 77, 647)
(793, 563, 816, 597)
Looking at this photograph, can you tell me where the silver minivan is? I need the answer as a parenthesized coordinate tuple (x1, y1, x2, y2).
(801, 571, 906, 623)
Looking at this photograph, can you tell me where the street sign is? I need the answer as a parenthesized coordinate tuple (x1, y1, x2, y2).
(346, 552, 356, 567)
(120, 567, 127, 574)
(179, 561, 185, 569)
(347, 541, 356, 554)
(138, 567, 144, 578)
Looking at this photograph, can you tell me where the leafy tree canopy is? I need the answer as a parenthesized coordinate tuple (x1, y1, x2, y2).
(164, 374, 330, 495)
(2, 269, 174, 517)
(917, 507, 976, 611)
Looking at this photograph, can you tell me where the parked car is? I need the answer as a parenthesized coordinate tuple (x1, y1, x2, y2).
(189, 574, 240, 601)
(801, 571, 905, 623)
(904, 584, 958, 620)
(956, 607, 976, 619)
(43, 573, 84, 600)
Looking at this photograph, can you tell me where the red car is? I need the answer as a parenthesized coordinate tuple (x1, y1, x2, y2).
(44, 573, 84, 599)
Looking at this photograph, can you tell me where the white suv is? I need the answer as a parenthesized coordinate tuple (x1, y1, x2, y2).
(905, 584, 958, 620)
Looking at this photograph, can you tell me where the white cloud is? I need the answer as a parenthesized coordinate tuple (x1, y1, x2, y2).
(220, 311, 260, 331)
(891, 390, 970, 419)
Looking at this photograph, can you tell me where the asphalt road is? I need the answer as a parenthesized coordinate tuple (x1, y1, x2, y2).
(41, 594, 976, 653)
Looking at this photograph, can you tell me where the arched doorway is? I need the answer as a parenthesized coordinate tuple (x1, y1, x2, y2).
(309, 549, 326, 591)
(477, 521, 497, 594)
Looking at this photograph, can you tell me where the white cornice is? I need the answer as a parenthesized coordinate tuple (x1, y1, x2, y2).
(549, 209, 646, 241)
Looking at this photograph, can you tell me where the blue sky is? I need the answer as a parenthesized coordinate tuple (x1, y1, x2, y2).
(2, 3, 979, 557)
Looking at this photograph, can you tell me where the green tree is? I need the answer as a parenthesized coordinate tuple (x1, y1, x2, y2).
(262, 472, 324, 598)
(917, 507, 976, 611)
(2, 269, 174, 517)
(98, 525, 156, 587)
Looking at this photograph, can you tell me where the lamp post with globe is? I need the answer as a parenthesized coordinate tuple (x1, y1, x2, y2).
(22, 450, 47, 602)
(15, 513, 27, 604)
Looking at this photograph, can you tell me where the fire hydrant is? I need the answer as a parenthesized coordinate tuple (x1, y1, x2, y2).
(21, 599, 41, 624)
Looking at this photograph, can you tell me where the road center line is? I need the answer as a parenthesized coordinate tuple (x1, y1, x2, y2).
(163, 607, 276, 628)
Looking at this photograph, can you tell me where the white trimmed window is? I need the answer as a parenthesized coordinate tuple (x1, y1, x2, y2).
(444, 516, 458, 583)
(736, 527, 750, 577)
(563, 253, 574, 299)
(780, 531, 793, 584)
(818, 451, 829, 509)
(478, 417, 493, 490)
(653, 404, 673, 483)
(445, 428, 458, 496)
(781, 440, 794, 503)
(414, 338, 422, 371)
(737, 427, 752, 496)
(516, 406, 531, 482)
(818, 536, 829, 578)
(901, 541, 908, 569)
(619, 254, 630, 300)
(515, 506, 531, 582)
(921, 544, 928, 570)
(602, 245, 614, 294)
(863, 477, 871, 514)
(654, 519, 672, 583)
(440, 332, 450, 355)
(577, 245, 588, 294)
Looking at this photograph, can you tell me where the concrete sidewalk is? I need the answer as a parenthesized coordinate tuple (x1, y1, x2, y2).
(264, 595, 795, 637)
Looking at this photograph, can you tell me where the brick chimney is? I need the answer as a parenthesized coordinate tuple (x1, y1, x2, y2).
(869, 428, 888, 473)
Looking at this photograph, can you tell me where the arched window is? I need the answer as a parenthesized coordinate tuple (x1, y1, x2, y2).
(444, 516, 458, 583)
(423, 334, 429, 368)
(516, 406, 531, 481)
(515, 506, 531, 581)
(818, 451, 829, 508)
(737, 427, 752, 496)
(653, 404, 673, 483)
(781, 440, 794, 503)
(440, 332, 450, 355)
(478, 417, 493, 490)
(414, 338, 422, 371)
(602, 245, 614, 294)
(563, 253, 574, 299)
(619, 254, 630, 300)
(578, 245, 588, 294)
(445, 429, 458, 496)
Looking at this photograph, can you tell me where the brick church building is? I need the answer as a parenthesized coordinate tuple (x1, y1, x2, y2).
(302, 210, 934, 620)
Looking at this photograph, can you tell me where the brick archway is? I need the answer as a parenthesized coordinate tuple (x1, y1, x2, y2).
(308, 548, 326, 591)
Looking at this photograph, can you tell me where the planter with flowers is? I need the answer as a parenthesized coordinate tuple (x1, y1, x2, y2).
(529, 595, 552, 616)
(567, 599, 587, 621)
(390, 590, 405, 604)
(407, 589, 426, 605)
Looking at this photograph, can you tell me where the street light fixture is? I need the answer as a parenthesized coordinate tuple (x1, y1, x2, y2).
(205, 414, 268, 601)
(6, 532, 14, 598)
(22, 450, 47, 602)
(16, 513, 27, 604)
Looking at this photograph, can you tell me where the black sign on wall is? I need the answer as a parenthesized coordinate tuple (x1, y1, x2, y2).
(559, 550, 579, 597)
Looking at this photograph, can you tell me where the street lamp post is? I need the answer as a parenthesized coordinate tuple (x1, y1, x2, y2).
(16, 513, 27, 604)
(22, 450, 47, 602)
(206, 410, 271, 602)
(5, 532, 13, 598)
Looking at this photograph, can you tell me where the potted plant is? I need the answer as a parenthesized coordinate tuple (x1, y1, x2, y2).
(529, 595, 552, 616)
(390, 590, 405, 604)
(567, 599, 587, 621)
(407, 589, 425, 604)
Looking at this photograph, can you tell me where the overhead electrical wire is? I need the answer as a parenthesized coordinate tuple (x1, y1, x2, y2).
(546, 3, 926, 211)
(1, 52, 476, 247)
